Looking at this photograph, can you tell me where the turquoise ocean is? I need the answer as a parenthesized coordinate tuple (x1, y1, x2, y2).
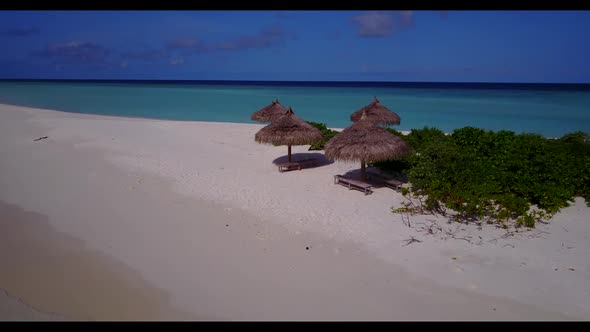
(1, 80, 589, 138)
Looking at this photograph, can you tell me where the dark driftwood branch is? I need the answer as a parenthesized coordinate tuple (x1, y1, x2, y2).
(33, 136, 48, 142)
(402, 236, 422, 246)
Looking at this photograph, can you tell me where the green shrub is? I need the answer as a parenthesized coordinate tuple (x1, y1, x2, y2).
(404, 126, 449, 150)
(381, 126, 590, 227)
(306, 121, 340, 150)
(372, 127, 450, 176)
(559, 131, 590, 144)
(385, 128, 406, 138)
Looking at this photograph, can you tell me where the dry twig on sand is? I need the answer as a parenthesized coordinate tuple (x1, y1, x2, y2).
(401, 212, 411, 228)
(417, 221, 443, 235)
(402, 236, 422, 246)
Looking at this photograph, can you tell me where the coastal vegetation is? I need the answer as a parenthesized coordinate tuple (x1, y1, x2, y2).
(308, 121, 590, 227)
(380, 127, 590, 227)
(307, 121, 340, 151)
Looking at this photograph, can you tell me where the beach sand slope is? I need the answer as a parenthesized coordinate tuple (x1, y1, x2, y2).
(1, 104, 588, 320)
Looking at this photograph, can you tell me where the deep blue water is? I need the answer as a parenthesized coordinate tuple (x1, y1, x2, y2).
(1, 80, 589, 137)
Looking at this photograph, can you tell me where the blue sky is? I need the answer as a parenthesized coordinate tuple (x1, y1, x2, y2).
(1, 10, 589, 82)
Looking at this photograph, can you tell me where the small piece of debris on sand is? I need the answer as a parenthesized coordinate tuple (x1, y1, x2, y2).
(33, 136, 48, 141)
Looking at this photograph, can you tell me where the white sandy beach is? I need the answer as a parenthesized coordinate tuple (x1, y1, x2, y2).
(1, 103, 589, 321)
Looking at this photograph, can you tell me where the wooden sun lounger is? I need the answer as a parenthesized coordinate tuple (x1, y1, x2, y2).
(366, 171, 404, 191)
(278, 162, 303, 172)
(334, 175, 373, 195)
(277, 158, 317, 172)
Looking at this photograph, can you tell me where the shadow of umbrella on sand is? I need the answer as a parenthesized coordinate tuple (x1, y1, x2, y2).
(251, 98, 288, 123)
(325, 111, 410, 182)
(255, 107, 323, 163)
(350, 96, 401, 127)
(272, 152, 334, 168)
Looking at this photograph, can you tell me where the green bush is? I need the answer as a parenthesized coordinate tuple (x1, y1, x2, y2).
(559, 131, 590, 145)
(307, 121, 340, 150)
(385, 128, 406, 138)
(377, 126, 590, 227)
(372, 127, 449, 176)
(405, 126, 450, 150)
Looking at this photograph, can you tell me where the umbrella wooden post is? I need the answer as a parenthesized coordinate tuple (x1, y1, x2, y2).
(360, 160, 366, 182)
(288, 145, 292, 162)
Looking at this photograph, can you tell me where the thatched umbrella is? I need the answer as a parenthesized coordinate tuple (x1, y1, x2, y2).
(255, 107, 323, 163)
(350, 96, 401, 126)
(251, 98, 288, 123)
(325, 111, 410, 182)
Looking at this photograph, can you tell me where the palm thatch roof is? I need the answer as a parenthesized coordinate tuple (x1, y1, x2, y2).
(325, 113, 410, 162)
(326, 111, 410, 182)
(255, 107, 323, 146)
(350, 96, 401, 126)
(251, 98, 288, 123)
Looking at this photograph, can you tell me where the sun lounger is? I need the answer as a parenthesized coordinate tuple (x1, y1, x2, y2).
(334, 175, 373, 195)
(366, 171, 404, 191)
(278, 162, 303, 172)
(277, 158, 318, 172)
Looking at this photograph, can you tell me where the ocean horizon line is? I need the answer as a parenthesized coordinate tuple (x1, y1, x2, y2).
(2, 79, 590, 91)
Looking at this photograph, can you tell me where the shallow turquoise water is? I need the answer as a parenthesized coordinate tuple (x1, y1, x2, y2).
(1, 81, 589, 137)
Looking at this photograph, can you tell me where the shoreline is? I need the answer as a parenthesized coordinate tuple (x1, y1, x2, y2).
(1, 103, 589, 320)
(0, 102, 268, 127)
(329, 127, 413, 135)
(0, 102, 561, 138)
(0, 102, 416, 135)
